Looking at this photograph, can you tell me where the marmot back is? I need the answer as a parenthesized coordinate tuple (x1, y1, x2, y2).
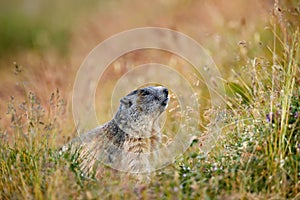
(62, 86, 169, 175)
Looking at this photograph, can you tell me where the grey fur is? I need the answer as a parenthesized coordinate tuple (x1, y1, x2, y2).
(62, 86, 169, 175)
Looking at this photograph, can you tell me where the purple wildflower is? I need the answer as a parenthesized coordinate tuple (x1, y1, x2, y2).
(266, 112, 273, 123)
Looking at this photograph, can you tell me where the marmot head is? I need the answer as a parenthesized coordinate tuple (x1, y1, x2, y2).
(114, 86, 169, 138)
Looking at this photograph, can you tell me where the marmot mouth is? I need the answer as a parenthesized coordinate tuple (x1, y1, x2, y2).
(161, 98, 169, 107)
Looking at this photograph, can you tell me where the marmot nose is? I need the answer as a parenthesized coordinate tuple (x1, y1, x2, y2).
(163, 88, 168, 97)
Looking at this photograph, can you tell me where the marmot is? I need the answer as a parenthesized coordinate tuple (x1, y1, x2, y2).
(62, 86, 169, 176)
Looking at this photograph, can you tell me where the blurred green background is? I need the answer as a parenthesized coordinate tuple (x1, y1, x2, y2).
(0, 0, 100, 55)
(0, 0, 273, 124)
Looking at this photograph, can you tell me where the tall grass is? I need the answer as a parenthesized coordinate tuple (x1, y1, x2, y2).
(0, 1, 299, 199)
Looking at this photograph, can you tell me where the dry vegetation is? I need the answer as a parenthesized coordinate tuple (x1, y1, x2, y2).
(0, 0, 299, 199)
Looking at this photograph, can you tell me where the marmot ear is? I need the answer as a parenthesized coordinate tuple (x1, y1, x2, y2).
(120, 97, 132, 108)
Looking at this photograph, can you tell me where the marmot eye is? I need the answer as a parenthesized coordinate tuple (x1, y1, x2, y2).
(141, 89, 150, 96)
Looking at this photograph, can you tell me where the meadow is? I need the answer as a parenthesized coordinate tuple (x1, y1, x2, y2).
(0, 0, 299, 199)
